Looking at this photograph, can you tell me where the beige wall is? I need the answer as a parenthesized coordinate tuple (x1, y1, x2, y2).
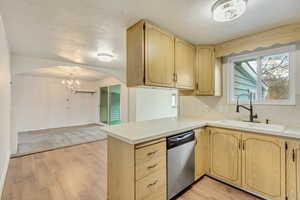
(0, 16, 11, 198)
(180, 44, 300, 128)
(12, 75, 98, 132)
(130, 87, 178, 122)
(10, 75, 99, 153)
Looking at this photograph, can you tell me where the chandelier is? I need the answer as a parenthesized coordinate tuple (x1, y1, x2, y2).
(61, 74, 80, 92)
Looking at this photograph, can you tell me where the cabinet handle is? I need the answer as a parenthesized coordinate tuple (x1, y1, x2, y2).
(147, 180, 158, 188)
(147, 150, 157, 156)
(173, 73, 178, 82)
(173, 73, 176, 82)
(242, 141, 245, 150)
(147, 163, 158, 170)
(238, 139, 241, 150)
(293, 149, 296, 162)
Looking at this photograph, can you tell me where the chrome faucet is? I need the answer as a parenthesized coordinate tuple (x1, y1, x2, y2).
(236, 92, 258, 122)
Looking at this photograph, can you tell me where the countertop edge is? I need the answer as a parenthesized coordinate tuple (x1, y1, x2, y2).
(105, 123, 208, 144)
(101, 120, 300, 144)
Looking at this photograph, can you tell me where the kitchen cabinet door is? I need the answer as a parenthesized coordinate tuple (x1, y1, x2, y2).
(196, 46, 216, 96)
(194, 128, 210, 180)
(286, 141, 300, 200)
(210, 128, 242, 186)
(174, 38, 195, 89)
(145, 23, 175, 87)
(242, 132, 285, 200)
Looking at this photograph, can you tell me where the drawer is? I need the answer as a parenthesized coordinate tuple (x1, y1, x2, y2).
(136, 155, 166, 180)
(135, 141, 166, 165)
(136, 170, 166, 200)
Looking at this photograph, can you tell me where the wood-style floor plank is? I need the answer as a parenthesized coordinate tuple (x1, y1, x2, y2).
(2, 140, 260, 200)
(2, 141, 107, 200)
(178, 177, 261, 200)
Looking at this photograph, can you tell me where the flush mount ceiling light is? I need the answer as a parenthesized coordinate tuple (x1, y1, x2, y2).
(212, 0, 248, 22)
(97, 53, 114, 62)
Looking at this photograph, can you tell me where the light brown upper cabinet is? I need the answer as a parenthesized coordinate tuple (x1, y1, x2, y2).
(144, 23, 175, 87)
(174, 38, 195, 89)
(210, 128, 242, 186)
(127, 20, 195, 89)
(127, 20, 174, 88)
(195, 46, 222, 96)
(242, 132, 286, 200)
(178, 45, 222, 96)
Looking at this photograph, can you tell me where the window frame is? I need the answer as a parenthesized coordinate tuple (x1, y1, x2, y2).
(227, 45, 296, 105)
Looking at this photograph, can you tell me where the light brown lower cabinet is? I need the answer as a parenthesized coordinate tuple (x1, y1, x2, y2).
(208, 127, 286, 200)
(108, 127, 300, 200)
(210, 128, 242, 186)
(286, 140, 300, 200)
(194, 128, 210, 180)
(108, 136, 166, 200)
(242, 132, 286, 200)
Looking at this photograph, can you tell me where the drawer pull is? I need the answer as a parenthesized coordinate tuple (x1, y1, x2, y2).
(147, 150, 158, 156)
(147, 164, 158, 170)
(147, 180, 158, 188)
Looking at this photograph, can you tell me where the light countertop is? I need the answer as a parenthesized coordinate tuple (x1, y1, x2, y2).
(101, 118, 207, 144)
(100, 117, 300, 144)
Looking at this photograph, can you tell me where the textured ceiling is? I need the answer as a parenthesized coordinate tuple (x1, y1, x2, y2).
(0, 0, 300, 75)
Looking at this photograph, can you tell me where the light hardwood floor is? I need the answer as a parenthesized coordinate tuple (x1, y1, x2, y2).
(2, 140, 260, 200)
(178, 177, 260, 200)
(2, 141, 107, 200)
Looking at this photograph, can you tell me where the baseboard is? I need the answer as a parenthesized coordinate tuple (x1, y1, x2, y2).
(0, 151, 10, 199)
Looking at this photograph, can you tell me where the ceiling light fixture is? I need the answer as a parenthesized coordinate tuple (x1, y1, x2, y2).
(212, 0, 248, 22)
(61, 73, 80, 93)
(97, 53, 114, 62)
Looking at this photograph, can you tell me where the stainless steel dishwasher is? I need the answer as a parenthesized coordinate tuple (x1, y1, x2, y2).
(167, 130, 195, 199)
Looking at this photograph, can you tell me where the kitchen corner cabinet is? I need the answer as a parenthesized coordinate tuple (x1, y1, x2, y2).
(194, 128, 210, 180)
(242, 132, 286, 200)
(178, 45, 222, 96)
(210, 128, 242, 186)
(286, 140, 300, 200)
(127, 20, 195, 89)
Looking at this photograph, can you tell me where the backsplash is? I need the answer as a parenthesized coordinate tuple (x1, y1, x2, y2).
(179, 43, 300, 129)
(179, 95, 300, 128)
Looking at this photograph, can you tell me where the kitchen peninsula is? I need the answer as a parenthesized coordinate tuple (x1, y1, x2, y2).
(102, 117, 300, 200)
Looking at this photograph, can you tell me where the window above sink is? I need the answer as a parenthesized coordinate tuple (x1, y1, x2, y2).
(227, 45, 296, 105)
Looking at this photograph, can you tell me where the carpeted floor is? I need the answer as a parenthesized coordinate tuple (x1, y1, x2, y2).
(13, 124, 107, 157)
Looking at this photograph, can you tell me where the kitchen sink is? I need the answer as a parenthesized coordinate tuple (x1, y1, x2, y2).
(214, 120, 285, 133)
